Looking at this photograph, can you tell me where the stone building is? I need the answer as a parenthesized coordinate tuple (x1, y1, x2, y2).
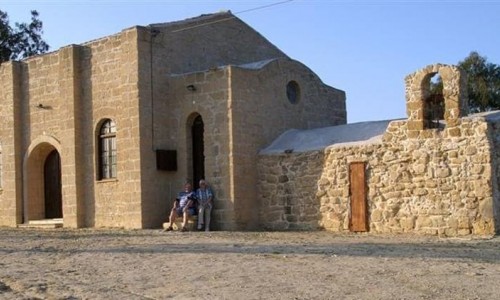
(258, 64, 500, 236)
(2, 11, 497, 237)
(0, 12, 346, 229)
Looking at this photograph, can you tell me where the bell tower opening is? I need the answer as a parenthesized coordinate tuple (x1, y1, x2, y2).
(424, 73, 445, 129)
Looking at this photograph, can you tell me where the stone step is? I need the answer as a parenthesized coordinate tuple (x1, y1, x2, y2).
(163, 216, 198, 231)
(18, 218, 63, 229)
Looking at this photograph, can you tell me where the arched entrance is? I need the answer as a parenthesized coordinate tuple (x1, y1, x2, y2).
(191, 115, 205, 190)
(44, 150, 62, 218)
(24, 139, 63, 222)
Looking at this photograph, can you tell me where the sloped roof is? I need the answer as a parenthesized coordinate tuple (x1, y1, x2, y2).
(472, 110, 500, 122)
(260, 110, 500, 155)
(260, 120, 395, 154)
(236, 58, 277, 70)
(148, 11, 233, 29)
(169, 58, 278, 77)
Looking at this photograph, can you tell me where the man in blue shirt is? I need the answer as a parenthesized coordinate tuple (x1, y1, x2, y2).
(196, 179, 214, 231)
(164, 182, 197, 232)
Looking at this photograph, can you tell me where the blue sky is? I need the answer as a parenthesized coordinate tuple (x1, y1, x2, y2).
(2, 0, 499, 123)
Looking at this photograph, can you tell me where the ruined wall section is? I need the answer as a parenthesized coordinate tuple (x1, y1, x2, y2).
(258, 117, 496, 236)
(258, 150, 327, 230)
(258, 63, 496, 236)
(373, 118, 494, 236)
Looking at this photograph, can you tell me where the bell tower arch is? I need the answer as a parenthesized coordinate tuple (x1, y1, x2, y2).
(405, 64, 469, 137)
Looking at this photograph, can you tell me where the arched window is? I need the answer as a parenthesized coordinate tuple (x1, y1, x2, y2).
(286, 80, 301, 104)
(98, 119, 117, 180)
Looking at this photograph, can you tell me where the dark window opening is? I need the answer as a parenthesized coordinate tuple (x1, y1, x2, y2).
(286, 80, 300, 104)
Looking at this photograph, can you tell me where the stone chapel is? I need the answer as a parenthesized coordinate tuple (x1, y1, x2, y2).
(1, 11, 499, 236)
(0, 11, 346, 230)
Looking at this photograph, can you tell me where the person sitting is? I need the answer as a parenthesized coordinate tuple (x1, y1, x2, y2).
(164, 182, 197, 232)
(196, 179, 213, 232)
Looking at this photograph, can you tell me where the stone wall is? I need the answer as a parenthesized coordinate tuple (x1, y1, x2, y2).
(80, 28, 144, 228)
(151, 58, 345, 230)
(159, 67, 234, 230)
(0, 27, 146, 228)
(258, 116, 498, 236)
(230, 59, 346, 229)
(489, 116, 500, 233)
(0, 62, 23, 226)
(258, 63, 498, 237)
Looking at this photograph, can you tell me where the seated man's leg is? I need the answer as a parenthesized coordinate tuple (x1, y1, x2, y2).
(181, 207, 190, 230)
(204, 205, 212, 231)
(197, 206, 205, 230)
(182, 208, 197, 231)
(165, 207, 178, 231)
(169, 209, 176, 226)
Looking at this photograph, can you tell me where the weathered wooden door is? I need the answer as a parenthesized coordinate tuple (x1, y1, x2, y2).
(349, 162, 368, 232)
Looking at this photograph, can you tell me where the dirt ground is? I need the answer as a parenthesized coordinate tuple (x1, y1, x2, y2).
(0, 228, 499, 300)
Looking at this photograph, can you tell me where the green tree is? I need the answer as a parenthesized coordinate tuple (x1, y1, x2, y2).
(459, 51, 500, 113)
(0, 10, 49, 64)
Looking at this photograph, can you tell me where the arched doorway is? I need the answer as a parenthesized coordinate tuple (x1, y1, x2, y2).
(191, 115, 205, 190)
(44, 150, 62, 218)
(24, 139, 63, 222)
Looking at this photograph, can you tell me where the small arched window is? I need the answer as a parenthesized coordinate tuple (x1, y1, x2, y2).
(286, 80, 301, 104)
(98, 119, 117, 180)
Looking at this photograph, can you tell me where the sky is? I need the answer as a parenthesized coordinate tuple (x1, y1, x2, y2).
(2, 0, 500, 123)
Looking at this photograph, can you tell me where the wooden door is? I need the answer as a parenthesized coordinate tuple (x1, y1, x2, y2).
(349, 162, 368, 232)
(44, 150, 62, 219)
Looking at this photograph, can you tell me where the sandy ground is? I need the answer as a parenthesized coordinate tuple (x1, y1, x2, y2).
(0, 228, 499, 300)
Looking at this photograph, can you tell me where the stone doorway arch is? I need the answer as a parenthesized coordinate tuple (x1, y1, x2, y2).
(23, 137, 63, 222)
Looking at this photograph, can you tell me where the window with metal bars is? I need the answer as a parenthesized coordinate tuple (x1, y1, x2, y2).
(98, 119, 117, 180)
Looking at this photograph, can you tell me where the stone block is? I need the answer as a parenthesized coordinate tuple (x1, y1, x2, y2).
(472, 220, 494, 235)
(479, 199, 494, 219)
(457, 216, 470, 229)
(407, 130, 420, 139)
(370, 209, 383, 222)
(415, 216, 432, 229)
(278, 175, 289, 183)
(400, 216, 415, 231)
